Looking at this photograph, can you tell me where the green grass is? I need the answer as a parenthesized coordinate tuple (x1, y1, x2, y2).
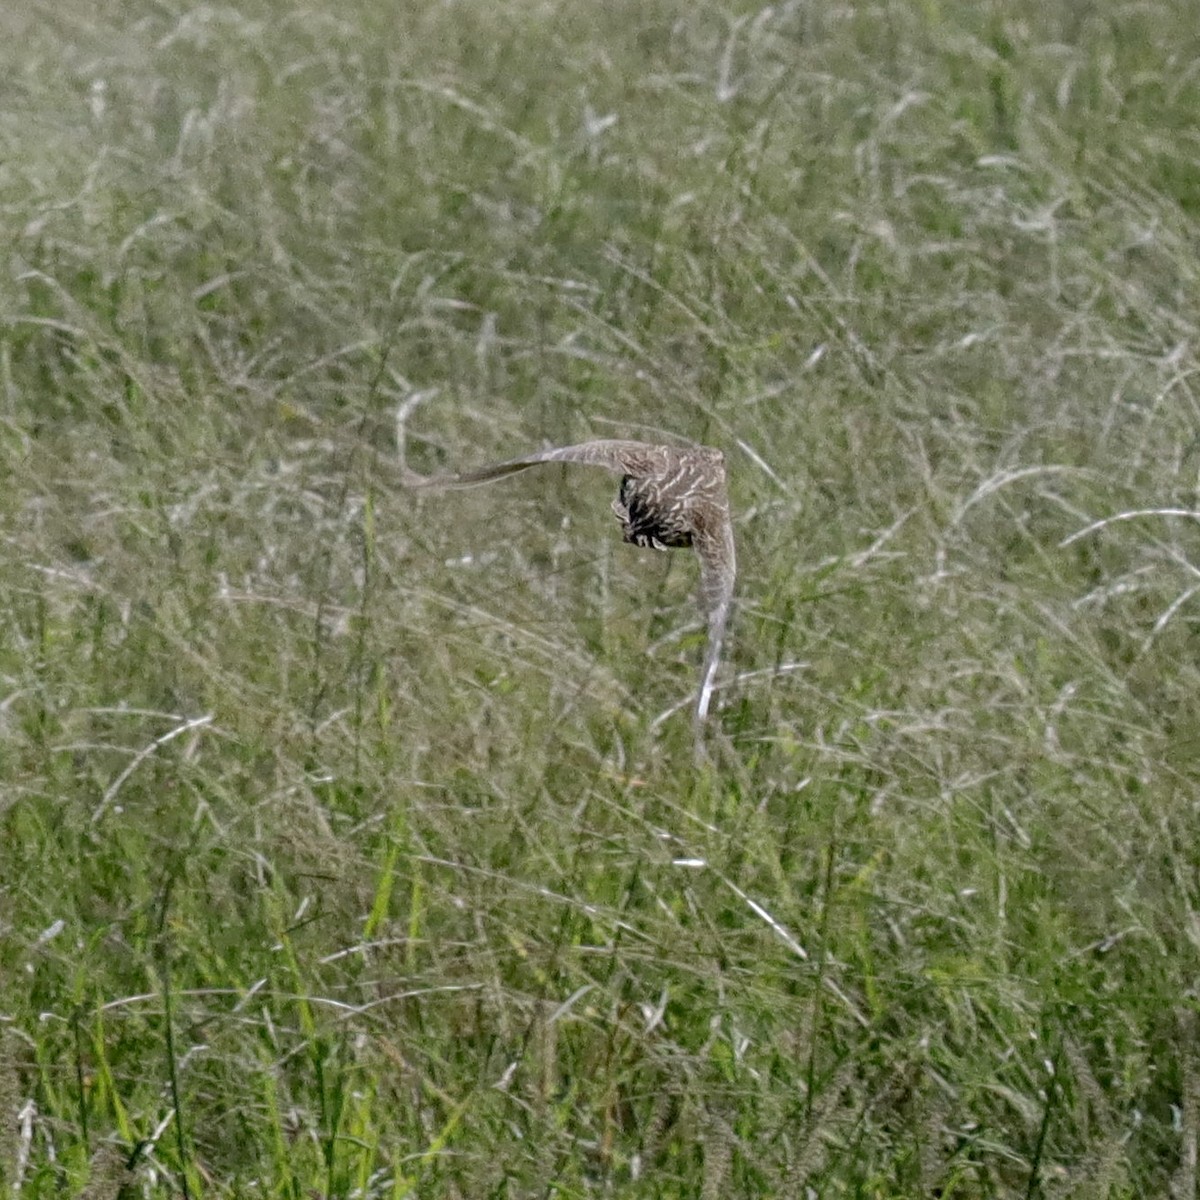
(3, 0, 1200, 1194)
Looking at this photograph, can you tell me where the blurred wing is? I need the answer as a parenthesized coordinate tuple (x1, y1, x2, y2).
(515, 440, 665, 474)
(401, 439, 667, 489)
(693, 510, 736, 723)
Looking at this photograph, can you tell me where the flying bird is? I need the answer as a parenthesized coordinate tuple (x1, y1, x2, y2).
(396, 399, 735, 727)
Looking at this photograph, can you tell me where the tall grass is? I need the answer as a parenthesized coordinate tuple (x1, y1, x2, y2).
(3, 0, 1200, 1194)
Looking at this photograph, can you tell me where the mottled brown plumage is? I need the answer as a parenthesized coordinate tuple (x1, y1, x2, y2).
(397, 407, 735, 726)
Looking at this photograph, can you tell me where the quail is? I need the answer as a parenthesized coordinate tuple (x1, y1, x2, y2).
(398, 409, 735, 726)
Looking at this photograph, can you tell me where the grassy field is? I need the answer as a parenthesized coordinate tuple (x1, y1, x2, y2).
(3, 0, 1200, 1194)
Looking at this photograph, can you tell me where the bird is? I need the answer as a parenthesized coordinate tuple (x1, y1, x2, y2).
(396, 397, 736, 728)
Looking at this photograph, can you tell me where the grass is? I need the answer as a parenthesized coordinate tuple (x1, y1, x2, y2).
(3, 0, 1200, 1194)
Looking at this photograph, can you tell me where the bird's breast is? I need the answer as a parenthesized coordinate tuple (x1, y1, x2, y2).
(615, 475, 694, 550)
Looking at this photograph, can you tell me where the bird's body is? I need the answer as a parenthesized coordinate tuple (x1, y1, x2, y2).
(397, 410, 735, 729)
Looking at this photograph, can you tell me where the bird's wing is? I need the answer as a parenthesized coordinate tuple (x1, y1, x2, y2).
(692, 499, 737, 724)
(400, 439, 672, 489)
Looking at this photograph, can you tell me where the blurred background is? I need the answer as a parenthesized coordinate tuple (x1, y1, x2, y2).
(3, 0, 1200, 1194)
